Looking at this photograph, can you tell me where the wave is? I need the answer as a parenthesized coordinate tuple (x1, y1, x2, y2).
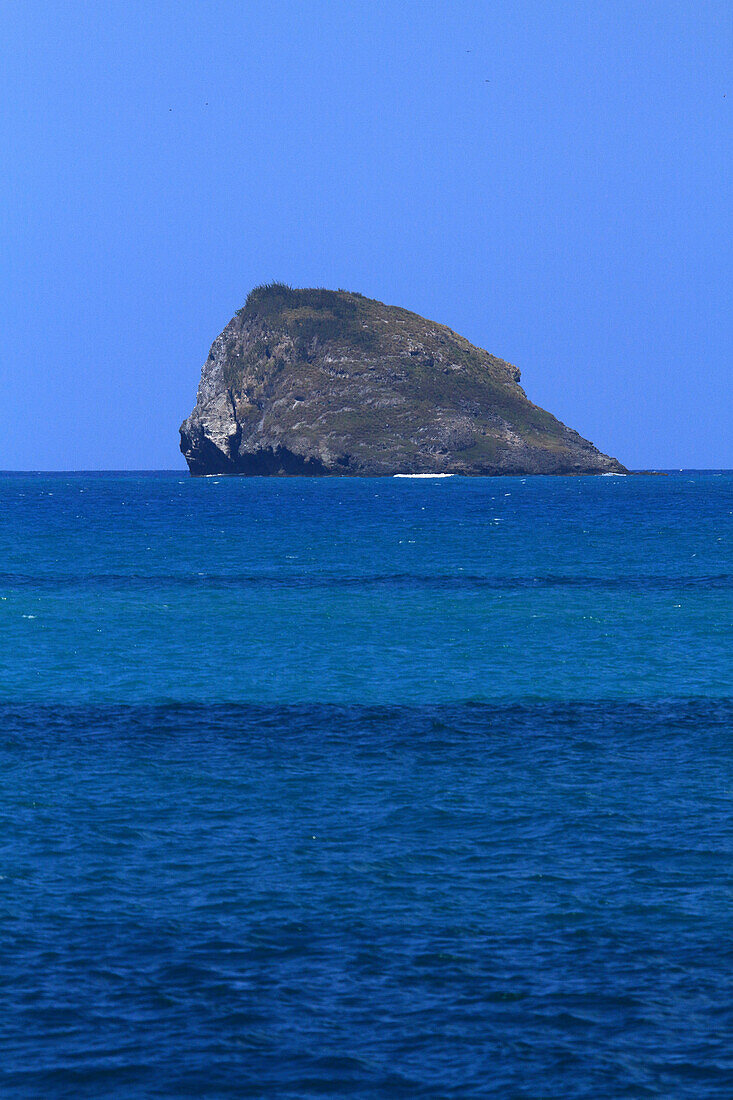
(0, 571, 731, 592)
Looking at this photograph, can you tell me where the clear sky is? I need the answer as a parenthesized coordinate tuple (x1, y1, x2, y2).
(2, 0, 730, 470)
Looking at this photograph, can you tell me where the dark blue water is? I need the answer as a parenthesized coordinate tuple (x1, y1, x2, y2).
(1, 472, 731, 1097)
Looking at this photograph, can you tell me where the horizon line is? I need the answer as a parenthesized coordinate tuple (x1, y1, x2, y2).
(2, 468, 731, 476)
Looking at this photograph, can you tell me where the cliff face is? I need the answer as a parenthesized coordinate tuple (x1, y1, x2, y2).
(180, 285, 626, 477)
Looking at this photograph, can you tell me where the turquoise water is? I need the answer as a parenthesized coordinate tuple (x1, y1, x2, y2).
(1, 472, 731, 1096)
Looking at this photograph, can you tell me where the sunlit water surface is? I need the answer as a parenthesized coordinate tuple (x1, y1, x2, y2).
(0, 472, 731, 1097)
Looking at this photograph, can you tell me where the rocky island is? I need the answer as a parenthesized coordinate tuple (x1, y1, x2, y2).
(180, 284, 626, 476)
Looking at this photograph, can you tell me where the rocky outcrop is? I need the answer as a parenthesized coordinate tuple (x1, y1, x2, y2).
(180, 284, 626, 476)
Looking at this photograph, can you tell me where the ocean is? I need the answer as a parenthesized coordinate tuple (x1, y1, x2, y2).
(0, 471, 731, 1097)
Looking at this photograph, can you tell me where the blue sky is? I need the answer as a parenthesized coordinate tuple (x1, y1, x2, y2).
(2, 0, 730, 469)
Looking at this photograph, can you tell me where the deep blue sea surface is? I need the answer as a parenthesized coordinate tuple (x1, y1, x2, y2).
(0, 471, 731, 1098)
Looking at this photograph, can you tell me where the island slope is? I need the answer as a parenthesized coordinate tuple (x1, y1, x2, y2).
(180, 285, 625, 477)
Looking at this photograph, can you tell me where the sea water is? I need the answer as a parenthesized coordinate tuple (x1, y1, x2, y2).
(0, 471, 731, 1097)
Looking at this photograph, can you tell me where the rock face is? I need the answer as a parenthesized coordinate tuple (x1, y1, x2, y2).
(180, 285, 626, 477)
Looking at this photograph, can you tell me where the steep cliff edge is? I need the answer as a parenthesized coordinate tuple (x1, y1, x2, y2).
(180, 284, 626, 476)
